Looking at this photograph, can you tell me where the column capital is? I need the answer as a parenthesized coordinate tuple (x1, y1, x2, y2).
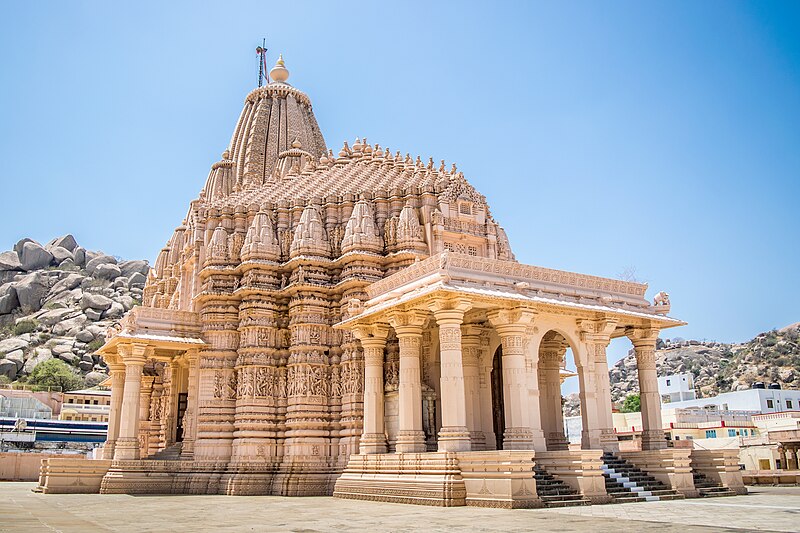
(386, 309, 428, 336)
(427, 297, 471, 324)
(117, 342, 153, 366)
(487, 307, 535, 334)
(578, 318, 618, 343)
(352, 323, 390, 344)
(626, 327, 660, 347)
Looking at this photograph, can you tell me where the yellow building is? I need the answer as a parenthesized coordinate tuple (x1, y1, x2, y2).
(59, 389, 112, 423)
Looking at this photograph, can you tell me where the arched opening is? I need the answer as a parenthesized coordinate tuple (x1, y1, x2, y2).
(490, 345, 505, 450)
(538, 330, 573, 451)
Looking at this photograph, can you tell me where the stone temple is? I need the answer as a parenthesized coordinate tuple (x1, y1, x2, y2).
(37, 56, 745, 507)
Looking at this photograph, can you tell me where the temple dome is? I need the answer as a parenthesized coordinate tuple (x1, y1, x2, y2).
(212, 56, 328, 196)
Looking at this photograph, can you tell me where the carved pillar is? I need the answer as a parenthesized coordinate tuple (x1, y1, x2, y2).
(181, 350, 200, 458)
(461, 326, 486, 450)
(102, 361, 126, 460)
(523, 329, 548, 452)
(630, 328, 666, 450)
(355, 325, 389, 454)
(538, 340, 568, 450)
(487, 308, 541, 450)
(580, 319, 619, 452)
(138, 376, 154, 457)
(430, 299, 472, 452)
(114, 344, 151, 460)
(389, 311, 428, 454)
(778, 447, 787, 470)
(577, 342, 603, 450)
(476, 331, 496, 450)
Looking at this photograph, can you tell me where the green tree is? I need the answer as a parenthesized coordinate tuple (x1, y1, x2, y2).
(27, 359, 84, 391)
(620, 393, 641, 413)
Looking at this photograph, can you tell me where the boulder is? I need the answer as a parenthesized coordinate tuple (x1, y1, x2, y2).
(0, 284, 19, 314)
(0, 359, 17, 380)
(5, 350, 24, 371)
(50, 273, 84, 294)
(119, 260, 149, 278)
(76, 330, 95, 343)
(128, 272, 146, 288)
(13, 238, 33, 255)
(0, 337, 28, 354)
(113, 277, 129, 289)
(85, 308, 103, 321)
(84, 371, 108, 387)
(57, 352, 79, 365)
(103, 301, 125, 319)
(48, 235, 78, 252)
(51, 343, 74, 356)
(59, 258, 77, 270)
(47, 246, 74, 264)
(52, 315, 88, 336)
(80, 292, 113, 311)
(37, 307, 76, 326)
(118, 295, 135, 311)
(85, 254, 116, 275)
(20, 241, 54, 271)
(14, 272, 49, 313)
(22, 347, 52, 374)
(0, 251, 22, 271)
(95, 263, 122, 280)
(73, 247, 87, 268)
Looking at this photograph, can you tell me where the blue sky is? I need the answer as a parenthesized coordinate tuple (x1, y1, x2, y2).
(1, 1, 798, 367)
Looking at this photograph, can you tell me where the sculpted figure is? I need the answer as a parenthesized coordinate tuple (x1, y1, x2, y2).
(653, 291, 670, 306)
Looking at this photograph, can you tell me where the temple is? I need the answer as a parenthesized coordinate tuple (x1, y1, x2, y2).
(37, 56, 745, 507)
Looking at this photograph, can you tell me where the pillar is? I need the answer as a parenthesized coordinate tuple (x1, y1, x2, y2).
(580, 319, 619, 452)
(630, 329, 666, 451)
(778, 447, 787, 470)
(488, 308, 543, 450)
(390, 312, 427, 453)
(355, 325, 389, 454)
(114, 344, 150, 460)
(138, 376, 154, 458)
(461, 326, 486, 450)
(102, 361, 126, 460)
(538, 338, 568, 451)
(181, 350, 200, 458)
(477, 340, 497, 450)
(430, 299, 472, 452)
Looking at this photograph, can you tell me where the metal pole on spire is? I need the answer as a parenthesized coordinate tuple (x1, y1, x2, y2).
(256, 38, 268, 87)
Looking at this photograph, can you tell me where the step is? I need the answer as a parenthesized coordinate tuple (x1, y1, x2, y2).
(543, 499, 591, 508)
(699, 488, 737, 497)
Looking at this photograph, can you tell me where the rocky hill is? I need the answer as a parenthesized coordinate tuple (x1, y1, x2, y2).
(0, 235, 148, 389)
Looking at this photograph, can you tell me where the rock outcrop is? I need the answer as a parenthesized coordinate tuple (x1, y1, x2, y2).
(0, 235, 148, 387)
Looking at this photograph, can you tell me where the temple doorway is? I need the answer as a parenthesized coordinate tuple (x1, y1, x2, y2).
(491, 346, 505, 450)
(175, 392, 188, 442)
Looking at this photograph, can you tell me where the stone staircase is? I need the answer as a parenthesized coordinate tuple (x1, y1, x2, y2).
(601, 452, 684, 503)
(692, 471, 737, 497)
(147, 443, 183, 461)
(533, 464, 591, 507)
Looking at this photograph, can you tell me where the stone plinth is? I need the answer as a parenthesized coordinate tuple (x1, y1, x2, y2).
(620, 449, 698, 497)
(690, 449, 747, 495)
(457, 450, 542, 508)
(37, 458, 111, 494)
(333, 452, 465, 506)
(534, 450, 610, 503)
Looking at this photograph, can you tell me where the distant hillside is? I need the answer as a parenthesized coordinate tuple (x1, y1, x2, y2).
(0, 235, 148, 389)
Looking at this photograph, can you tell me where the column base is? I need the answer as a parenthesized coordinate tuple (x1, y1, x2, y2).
(438, 427, 471, 452)
(641, 430, 668, 450)
(546, 432, 569, 451)
(396, 431, 427, 453)
(502, 428, 535, 450)
(102, 440, 116, 460)
(112, 438, 140, 460)
(600, 430, 620, 452)
(359, 433, 388, 454)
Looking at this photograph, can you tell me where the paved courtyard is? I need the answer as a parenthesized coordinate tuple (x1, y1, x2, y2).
(0, 483, 798, 532)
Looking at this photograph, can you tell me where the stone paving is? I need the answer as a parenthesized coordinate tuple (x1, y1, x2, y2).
(0, 483, 798, 532)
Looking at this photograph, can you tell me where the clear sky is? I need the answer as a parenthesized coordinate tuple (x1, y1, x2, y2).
(1, 1, 798, 366)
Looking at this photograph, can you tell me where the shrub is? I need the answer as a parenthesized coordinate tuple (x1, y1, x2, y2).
(27, 359, 84, 392)
(620, 393, 641, 413)
(13, 320, 38, 335)
(86, 339, 105, 352)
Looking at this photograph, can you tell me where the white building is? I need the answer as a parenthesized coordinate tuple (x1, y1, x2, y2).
(659, 373, 696, 403)
(664, 386, 800, 414)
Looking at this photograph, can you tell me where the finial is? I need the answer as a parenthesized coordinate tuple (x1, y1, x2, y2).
(270, 54, 289, 83)
(291, 138, 301, 149)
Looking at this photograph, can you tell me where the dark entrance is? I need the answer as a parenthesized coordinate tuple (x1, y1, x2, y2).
(491, 346, 505, 450)
(175, 392, 188, 442)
